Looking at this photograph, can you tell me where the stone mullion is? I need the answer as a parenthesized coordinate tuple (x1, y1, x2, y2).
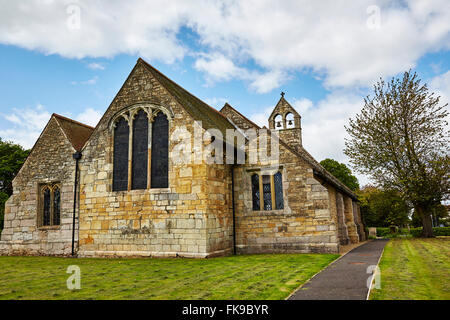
(270, 175, 275, 210)
(147, 119, 153, 190)
(38, 186, 43, 227)
(259, 175, 264, 211)
(50, 187, 54, 226)
(127, 119, 133, 191)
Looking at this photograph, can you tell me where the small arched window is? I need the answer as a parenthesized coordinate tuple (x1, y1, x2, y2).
(40, 184, 61, 227)
(151, 112, 169, 188)
(286, 113, 295, 129)
(274, 114, 283, 130)
(274, 172, 284, 210)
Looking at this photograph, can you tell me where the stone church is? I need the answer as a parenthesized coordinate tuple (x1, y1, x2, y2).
(0, 58, 366, 258)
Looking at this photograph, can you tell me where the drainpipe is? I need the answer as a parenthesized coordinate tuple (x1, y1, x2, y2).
(72, 151, 82, 256)
(231, 165, 237, 255)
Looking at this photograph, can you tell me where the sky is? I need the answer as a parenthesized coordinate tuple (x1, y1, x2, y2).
(0, 0, 449, 186)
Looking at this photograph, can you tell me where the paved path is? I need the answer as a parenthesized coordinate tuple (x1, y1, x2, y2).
(289, 239, 389, 300)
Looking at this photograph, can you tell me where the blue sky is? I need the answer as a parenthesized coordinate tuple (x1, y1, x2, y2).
(0, 0, 449, 186)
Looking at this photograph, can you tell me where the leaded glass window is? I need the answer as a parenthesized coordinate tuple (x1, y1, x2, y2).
(131, 110, 148, 190)
(151, 112, 169, 188)
(251, 174, 260, 211)
(53, 186, 61, 225)
(113, 117, 129, 191)
(262, 175, 272, 210)
(251, 171, 284, 211)
(274, 172, 284, 210)
(40, 184, 61, 227)
(43, 187, 51, 226)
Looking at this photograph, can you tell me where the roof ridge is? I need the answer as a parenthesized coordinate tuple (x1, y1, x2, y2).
(53, 114, 95, 151)
(137, 58, 233, 125)
(52, 113, 95, 130)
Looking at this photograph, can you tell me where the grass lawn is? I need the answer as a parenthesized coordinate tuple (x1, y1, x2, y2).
(370, 238, 450, 300)
(0, 253, 338, 300)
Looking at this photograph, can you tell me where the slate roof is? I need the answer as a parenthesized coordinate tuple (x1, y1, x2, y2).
(53, 114, 94, 151)
(139, 58, 235, 136)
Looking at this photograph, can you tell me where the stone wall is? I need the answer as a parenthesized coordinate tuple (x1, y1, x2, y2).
(77, 61, 233, 258)
(233, 135, 340, 254)
(0, 117, 78, 256)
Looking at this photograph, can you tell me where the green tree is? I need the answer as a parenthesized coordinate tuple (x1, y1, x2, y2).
(320, 158, 359, 191)
(0, 138, 30, 231)
(357, 186, 410, 227)
(345, 71, 449, 237)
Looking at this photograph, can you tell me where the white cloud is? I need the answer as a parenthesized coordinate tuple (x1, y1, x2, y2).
(430, 70, 450, 105)
(194, 53, 286, 93)
(87, 62, 105, 70)
(194, 53, 249, 84)
(0, 104, 102, 149)
(1, 0, 448, 92)
(203, 97, 228, 109)
(71, 76, 99, 86)
(81, 76, 99, 85)
(0, 104, 51, 149)
(75, 108, 102, 127)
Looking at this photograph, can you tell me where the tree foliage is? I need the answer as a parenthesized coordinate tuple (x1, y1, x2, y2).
(0, 138, 29, 231)
(320, 158, 359, 191)
(344, 71, 449, 237)
(0, 138, 30, 196)
(357, 186, 410, 227)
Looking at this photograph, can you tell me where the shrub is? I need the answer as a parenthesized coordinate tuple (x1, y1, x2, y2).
(376, 227, 390, 237)
(410, 227, 450, 237)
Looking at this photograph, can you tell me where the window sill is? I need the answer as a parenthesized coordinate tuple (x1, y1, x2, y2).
(112, 188, 171, 194)
(38, 226, 61, 231)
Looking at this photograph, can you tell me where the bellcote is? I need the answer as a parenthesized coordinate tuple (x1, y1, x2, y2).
(268, 93, 302, 150)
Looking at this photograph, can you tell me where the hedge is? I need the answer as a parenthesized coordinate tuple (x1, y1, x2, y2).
(374, 226, 450, 238)
(410, 227, 450, 237)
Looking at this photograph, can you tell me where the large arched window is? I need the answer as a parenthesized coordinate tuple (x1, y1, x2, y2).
(151, 112, 169, 188)
(39, 183, 61, 227)
(132, 110, 148, 190)
(111, 104, 171, 191)
(113, 117, 130, 191)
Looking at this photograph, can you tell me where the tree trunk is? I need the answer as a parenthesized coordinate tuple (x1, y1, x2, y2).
(419, 206, 434, 238)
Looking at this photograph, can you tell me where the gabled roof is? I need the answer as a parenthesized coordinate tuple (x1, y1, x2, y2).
(53, 114, 94, 151)
(138, 58, 235, 135)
